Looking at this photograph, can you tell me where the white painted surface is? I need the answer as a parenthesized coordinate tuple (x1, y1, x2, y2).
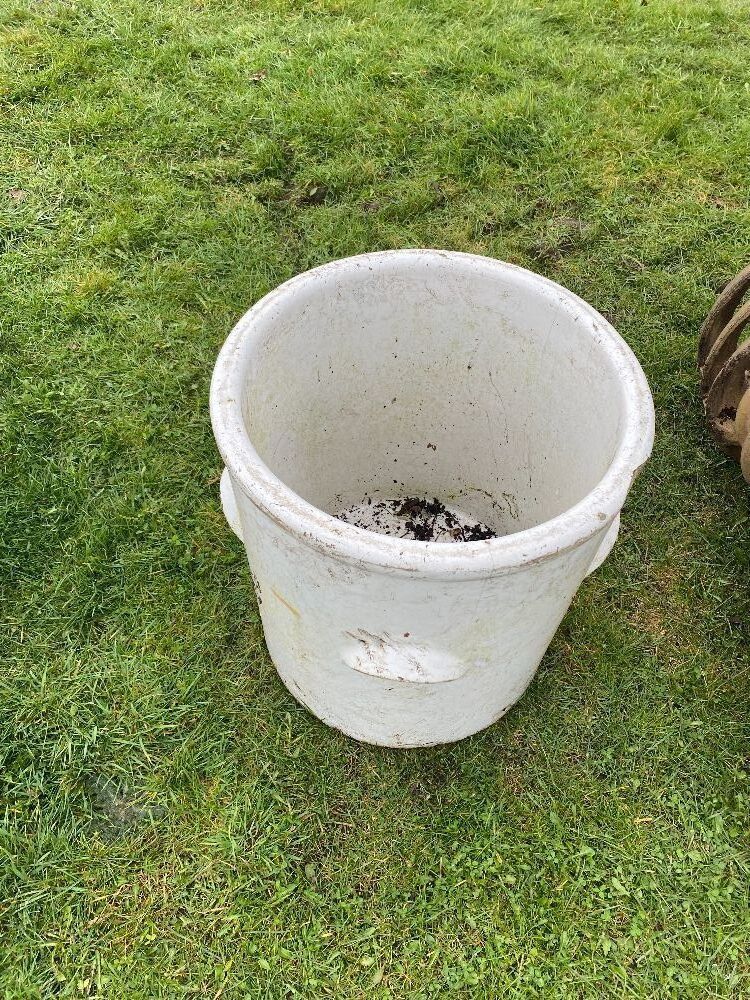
(211, 251, 654, 746)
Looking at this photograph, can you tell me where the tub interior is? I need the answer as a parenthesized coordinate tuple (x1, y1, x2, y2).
(239, 256, 627, 539)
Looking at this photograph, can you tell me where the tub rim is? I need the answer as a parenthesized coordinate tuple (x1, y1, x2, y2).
(210, 250, 655, 578)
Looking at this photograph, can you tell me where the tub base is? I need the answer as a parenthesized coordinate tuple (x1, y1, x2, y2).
(333, 494, 497, 543)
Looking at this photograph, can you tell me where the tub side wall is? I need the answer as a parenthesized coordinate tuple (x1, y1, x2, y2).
(233, 476, 607, 746)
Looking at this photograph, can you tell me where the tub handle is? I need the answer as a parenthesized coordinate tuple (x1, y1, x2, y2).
(344, 629, 467, 684)
(586, 513, 620, 576)
(220, 467, 244, 541)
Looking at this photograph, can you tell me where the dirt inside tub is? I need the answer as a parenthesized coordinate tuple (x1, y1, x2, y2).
(334, 495, 498, 543)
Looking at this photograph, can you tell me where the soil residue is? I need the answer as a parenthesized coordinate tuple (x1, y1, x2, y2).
(336, 495, 497, 543)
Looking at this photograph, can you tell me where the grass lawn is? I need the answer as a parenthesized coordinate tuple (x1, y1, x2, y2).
(2, 0, 750, 994)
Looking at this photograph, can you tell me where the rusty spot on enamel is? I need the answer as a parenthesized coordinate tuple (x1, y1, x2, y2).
(271, 587, 300, 617)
